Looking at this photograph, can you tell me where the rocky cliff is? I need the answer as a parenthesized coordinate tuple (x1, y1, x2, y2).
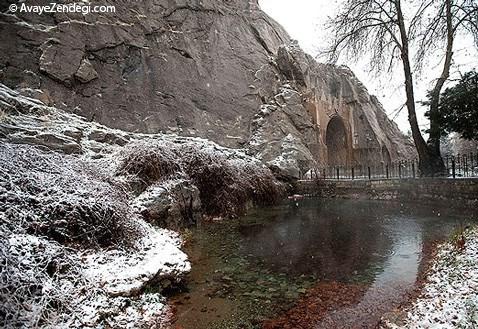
(0, 0, 414, 178)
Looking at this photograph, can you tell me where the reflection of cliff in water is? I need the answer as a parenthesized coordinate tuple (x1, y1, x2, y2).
(238, 200, 395, 281)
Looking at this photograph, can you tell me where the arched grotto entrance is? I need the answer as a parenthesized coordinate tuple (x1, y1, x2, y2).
(326, 116, 348, 165)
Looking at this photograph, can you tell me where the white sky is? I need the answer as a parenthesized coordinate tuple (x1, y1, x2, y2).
(259, 0, 478, 134)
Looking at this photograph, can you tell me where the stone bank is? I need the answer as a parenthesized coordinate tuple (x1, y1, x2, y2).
(296, 178, 478, 209)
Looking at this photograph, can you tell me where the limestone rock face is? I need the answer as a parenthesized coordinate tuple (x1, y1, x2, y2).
(248, 86, 318, 180)
(0, 0, 414, 178)
(1, 0, 288, 144)
(74, 59, 99, 84)
(247, 41, 415, 177)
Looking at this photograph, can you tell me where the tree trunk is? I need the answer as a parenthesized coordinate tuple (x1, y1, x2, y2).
(425, 0, 454, 176)
(395, 0, 445, 177)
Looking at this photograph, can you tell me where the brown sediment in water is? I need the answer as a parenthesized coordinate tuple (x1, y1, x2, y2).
(262, 281, 368, 329)
(262, 241, 441, 329)
(169, 234, 245, 329)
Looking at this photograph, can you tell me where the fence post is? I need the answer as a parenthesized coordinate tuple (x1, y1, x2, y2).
(470, 152, 474, 172)
(465, 154, 468, 177)
(472, 152, 476, 176)
(368, 166, 371, 180)
(458, 154, 461, 177)
(336, 167, 340, 180)
(412, 161, 416, 179)
(386, 165, 389, 179)
(398, 161, 402, 179)
(452, 157, 456, 179)
(352, 167, 355, 180)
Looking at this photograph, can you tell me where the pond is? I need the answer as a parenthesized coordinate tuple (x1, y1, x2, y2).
(169, 199, 475, 329)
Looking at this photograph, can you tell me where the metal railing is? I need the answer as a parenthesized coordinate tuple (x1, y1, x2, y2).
(306, 152, 478, 180)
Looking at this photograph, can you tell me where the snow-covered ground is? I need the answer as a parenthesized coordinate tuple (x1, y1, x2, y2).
(0, 85, 194, 328)
(384, 228, 478, 328)
(0, 82, 284, 328)
(76, 224, 190, 329)
(84, 223, 190, 297)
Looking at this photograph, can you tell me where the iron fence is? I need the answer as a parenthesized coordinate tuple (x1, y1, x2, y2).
(306, 152, 478, 180)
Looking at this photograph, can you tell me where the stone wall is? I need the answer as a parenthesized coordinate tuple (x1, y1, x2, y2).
(296, 178, 478, 209)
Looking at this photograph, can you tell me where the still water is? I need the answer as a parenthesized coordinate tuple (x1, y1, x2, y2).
(170, 199, 474, 329)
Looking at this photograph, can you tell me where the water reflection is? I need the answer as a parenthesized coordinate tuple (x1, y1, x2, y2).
(314, 211, 424, 327)
(172, 199, 474, 329)
(238, 199, 470, 328)
(238, 200, 438, 282)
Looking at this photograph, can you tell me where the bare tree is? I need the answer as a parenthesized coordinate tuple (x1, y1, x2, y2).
(326, 0, 478, 176)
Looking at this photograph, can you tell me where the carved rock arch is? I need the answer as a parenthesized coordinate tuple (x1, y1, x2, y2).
(326, 115, 348, 165)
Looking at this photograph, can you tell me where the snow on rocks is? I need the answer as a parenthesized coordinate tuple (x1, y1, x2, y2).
(0, 83, 193, 327)
(0, 141, 191, 328)
(113, 137, 283, 218)
(247, 83, 318, 181)
(267, 134, 315, 180)
(75, 292, 172, 329)
(69, 224, 190, 328)
(383, 228, 478, 329)
(84, 222, 190, 297)
(133, 178, 201, 228)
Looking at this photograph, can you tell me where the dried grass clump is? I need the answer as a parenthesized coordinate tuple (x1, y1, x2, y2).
(0, 229, 89, 328)
(115, 140, 285, 219)
(241, 162, 285, 205)
(0, 143, 141, 248)
(116, 142, 181, 189)
(180, 145, 284, 218)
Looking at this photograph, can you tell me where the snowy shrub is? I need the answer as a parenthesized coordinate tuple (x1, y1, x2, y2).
(182, 148, 284, 217)
(182, 151, 239, 215)
(0, 144, 142, 248)
(116, 143, 180, 190)
(116, 140, 284, 219)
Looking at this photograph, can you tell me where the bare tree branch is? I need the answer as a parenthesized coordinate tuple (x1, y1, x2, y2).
(323, 0, 478, 176)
